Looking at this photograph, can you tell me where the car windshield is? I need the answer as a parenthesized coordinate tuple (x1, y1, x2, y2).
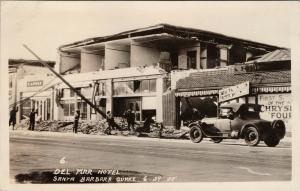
(239, 105, 261, 119)
(219, 108, 232, 118)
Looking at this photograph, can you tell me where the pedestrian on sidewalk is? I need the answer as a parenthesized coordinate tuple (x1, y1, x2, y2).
(9, 106, 18, 130)
(125, 108, 135, 132)
(104, 111, 114, 134)
(29, 108, 37, 131)
(73, 109, 80, 134)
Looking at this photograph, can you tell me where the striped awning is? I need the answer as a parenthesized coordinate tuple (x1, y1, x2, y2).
(175, 86, 290, 97)
(252, 86, 291, 93)
(175, 89, 219, 97)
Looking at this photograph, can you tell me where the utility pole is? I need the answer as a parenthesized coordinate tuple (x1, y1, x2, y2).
(23, 45, 115, 125)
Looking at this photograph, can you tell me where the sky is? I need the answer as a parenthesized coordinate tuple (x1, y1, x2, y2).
(0, 1, 298, 62)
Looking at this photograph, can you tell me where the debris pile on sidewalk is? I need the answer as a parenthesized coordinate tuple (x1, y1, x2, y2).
(14, 119, 191, 139)
(79, 120, 108, 135)
(33, 121, 73, 132)
(15, 118, 30, 130)
(161, 126, 190, 139)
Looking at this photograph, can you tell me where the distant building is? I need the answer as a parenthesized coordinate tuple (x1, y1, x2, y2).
(9, 59, 56, 123)
(54, 24, 285, 127)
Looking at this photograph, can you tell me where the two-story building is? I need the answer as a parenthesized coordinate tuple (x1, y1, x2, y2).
(54, 24, 282, 127)
(9, 59, 56, 123)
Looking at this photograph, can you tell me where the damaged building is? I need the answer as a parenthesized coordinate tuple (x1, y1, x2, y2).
(9, 59, 56, 123)
(54, 23, 285, 128)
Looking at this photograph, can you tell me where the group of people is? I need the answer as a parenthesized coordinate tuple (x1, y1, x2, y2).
(9, 107, 37, 131)
(105, 108, 136, 134)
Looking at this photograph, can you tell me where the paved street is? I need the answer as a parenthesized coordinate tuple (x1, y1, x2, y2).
(10, 130, 291, 183)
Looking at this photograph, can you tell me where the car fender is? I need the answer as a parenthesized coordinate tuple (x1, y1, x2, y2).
(188, 121, 201, 129)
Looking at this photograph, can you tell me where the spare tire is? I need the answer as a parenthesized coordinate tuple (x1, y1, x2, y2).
(271, 120, 286, 139)
(189, 125, 203, 143)
(264, 134, 280, 147)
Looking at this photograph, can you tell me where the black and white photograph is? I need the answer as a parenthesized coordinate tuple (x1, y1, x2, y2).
(0, 1, 299, 191)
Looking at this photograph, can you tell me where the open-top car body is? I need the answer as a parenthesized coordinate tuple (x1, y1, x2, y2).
(189, 103, 286, 147)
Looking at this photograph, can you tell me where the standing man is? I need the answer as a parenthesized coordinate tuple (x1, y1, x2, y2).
(29, 108, 37, 131)
(9, 106, 18, 130)
(104, 111, 114, 135)
(125, 108, 135, 132)
(73, 110, 80, 134)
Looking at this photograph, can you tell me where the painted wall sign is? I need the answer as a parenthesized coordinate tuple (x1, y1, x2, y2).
(219, 81, 249, 102)
(258, 93, 291, 128)
(27, 80, 43, 87)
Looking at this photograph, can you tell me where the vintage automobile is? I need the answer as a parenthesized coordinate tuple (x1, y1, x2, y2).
(189, 103, 286, 147)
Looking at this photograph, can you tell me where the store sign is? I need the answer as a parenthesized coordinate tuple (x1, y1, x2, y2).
(219, 81, 249, 102)
(27, 80, 43, 87)
(258, 94, 292, 127)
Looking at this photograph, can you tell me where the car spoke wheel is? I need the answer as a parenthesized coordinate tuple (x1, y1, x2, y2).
(244, 126, 260, 146)
(189, 126, 203, 143)
(211, 138, 223, 143)
(264, 135, 280, 147)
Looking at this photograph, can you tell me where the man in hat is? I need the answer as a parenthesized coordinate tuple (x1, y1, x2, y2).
(73, 109, 80, 134)
(29, 108, 37, 131)
(9, 106, 18, 130)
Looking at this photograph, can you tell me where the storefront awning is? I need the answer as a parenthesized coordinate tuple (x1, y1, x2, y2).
(252, 86, 291, 93)
(176, 70, 291, 97)
(175, 89, 219, 97)
(175, 86, 291, 97)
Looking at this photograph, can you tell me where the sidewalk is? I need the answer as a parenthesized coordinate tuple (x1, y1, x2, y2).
(9, 128, 292, 147)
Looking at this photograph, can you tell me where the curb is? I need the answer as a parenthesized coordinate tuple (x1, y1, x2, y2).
(9, 129, 292, 147)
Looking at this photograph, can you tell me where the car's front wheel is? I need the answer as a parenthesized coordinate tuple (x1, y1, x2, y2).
(244, 126, 260, 146)
(189, 126, 203, 143)
(211, 137, 223, 143)
(264, 134, 280, 147)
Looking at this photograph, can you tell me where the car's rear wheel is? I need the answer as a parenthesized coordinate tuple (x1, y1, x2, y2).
(244, 126, 260, 146)
(189, 126, 203, 143)
(264, 135, 280, 147)
(211, 137, 223, 143)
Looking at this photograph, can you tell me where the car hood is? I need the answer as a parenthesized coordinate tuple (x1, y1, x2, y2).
(201, 117, 218, 124)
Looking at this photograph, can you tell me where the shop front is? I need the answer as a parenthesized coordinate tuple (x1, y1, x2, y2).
(53, 67, 165, 122)
(175, 70, 291, 131)
(112, 78, 157, 122)
(17, 75, 56, 122)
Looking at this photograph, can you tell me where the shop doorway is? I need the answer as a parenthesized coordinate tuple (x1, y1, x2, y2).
(113, 97, 142, 122)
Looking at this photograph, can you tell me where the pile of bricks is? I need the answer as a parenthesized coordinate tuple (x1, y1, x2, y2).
(15, 118, 190, 139)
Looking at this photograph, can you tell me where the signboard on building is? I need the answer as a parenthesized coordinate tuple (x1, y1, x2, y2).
(258, 93, 292, 129)
(27, 80, 43, 87)
(219, 81, 249, 102)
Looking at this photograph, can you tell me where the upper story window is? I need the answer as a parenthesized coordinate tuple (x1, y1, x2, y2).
(70, 88, 81, 97)
(113, 79, 156, 96)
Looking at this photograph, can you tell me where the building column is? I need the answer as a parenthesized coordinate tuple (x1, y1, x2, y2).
(105, 79, 113, 115)
(50, 88, 54, 120)
(156, 77, 163, 123)
(42, 100, 45, 120)
(200, 44, 207, 69)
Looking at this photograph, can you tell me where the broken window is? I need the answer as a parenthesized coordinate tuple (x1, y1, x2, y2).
(229, 45, 247, 64)
(187, 51, 197, 69)
(78, 101, 87, 120)
(63, 101, 75, 117)
(114, 79, 156, 95)
(70, 88, 81, 97)
(219, 48, 229, 67)
(206, 44, 219, 69)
